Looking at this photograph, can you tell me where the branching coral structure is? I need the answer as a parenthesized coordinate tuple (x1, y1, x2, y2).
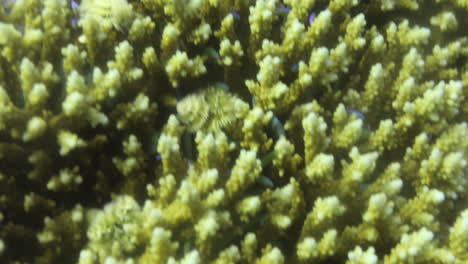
(0, 0, 467, 263)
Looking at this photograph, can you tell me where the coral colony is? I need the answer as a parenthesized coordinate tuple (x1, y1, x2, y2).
(0, 0, 467, 263)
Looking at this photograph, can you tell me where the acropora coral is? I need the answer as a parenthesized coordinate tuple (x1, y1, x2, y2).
(0, 0, 467, 263)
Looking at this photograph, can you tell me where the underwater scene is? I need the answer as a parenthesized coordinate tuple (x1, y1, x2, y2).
(0, 0, 467, 263)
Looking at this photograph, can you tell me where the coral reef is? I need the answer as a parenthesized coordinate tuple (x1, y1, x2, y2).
(0, 0, 467, 263)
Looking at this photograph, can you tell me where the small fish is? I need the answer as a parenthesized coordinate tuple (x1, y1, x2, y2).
(347, 108, 365, 119)
(214, 82, 230, 92)
(291, 59, 306, 72)
(15, 24, 25, 34)
(203, 47, 221, 64)
(71, 0, 79, 9)
(183, 241, 192, 254)
(148, 131, 160, 155)
(155, 154, 162, 160)
(70, 0, 79, 26)
(230, 9, 241, 20)
(251, 96, 256, 106)
(175, 87, 182, 101)
(261, 150, 275, 167)
(291, 63, 299, 72)
(182, 132, 195, 162)
(258, 175, 274, 188)
(2, 0, 14, 14)
(271, 116, 285, 138)
(309, 12, 316, 25)
(275, 6, 291, 14)
(359, 183, 369, 192)
(427, 133, 433, 141)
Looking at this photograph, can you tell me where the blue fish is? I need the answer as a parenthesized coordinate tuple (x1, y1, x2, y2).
(70, 0, 79, 26)
(347, 108, 365, 119)
(276, 6, 291, 14)
(2, 0, 14, 14)
(214, 82, 230, 92)
(230, 9, 241, 20)
(309, 12, 316, 25)
(71, 0, 79, 9)
(291, 63, 299, 72)
(291, 59, 306, 72)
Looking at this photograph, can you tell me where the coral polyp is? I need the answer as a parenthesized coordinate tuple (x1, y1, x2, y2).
(176, 86, 249, 132)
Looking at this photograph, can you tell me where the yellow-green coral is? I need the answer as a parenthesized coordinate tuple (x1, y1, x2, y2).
(0, 0, 467, 263)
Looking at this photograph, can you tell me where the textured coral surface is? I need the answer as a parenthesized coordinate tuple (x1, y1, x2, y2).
(0, 0, 467, 263)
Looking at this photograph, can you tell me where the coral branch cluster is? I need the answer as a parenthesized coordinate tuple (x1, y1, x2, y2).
(0, 0, 467, 263)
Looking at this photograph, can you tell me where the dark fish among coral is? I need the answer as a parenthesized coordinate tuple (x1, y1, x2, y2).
(258, 175, 274, 188)
(203, 47, 221, 64)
